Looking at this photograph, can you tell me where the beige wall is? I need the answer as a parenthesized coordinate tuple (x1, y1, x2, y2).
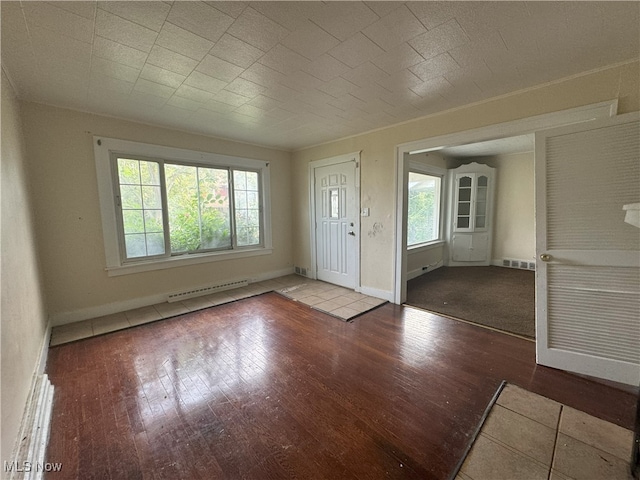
(1, 73, 48, 469)
(20, 102, 293, 322)
(291, 61, 640, 297)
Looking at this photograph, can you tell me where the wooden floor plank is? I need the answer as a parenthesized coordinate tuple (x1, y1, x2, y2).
(45, 293, 637, 479)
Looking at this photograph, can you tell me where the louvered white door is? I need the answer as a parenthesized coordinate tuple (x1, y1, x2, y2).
(315, 162, 357, 289)
(535, 112, 640, 385)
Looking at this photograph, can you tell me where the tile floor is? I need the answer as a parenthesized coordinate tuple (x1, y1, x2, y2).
(50, 274, 387, 346)
(457, 384, 635, 480)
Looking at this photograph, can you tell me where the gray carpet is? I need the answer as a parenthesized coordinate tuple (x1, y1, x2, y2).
(406, 266, 535, 338)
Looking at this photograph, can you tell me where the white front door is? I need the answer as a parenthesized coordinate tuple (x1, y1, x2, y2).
(315, 161, 357, 289)
(535, 112, 640, 385)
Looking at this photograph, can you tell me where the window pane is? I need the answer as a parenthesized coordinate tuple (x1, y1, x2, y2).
(165, 164, 231, 253)
(117, 158, 165, 259)
(125, 234, 147, 258)
(407, 172, 441, 246)
(118, 159, 140, 185)
(120, 185, 142, 209)
(233, 169, 261, 247)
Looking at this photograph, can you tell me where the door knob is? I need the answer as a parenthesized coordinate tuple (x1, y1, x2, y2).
(348, 231, 355, 236)
(540, 253, 551, 262)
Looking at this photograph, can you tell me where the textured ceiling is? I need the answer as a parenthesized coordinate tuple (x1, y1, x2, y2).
(2, 1, 639, 151)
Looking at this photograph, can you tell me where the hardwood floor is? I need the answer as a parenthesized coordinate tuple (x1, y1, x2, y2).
(45, 293, 637, 479)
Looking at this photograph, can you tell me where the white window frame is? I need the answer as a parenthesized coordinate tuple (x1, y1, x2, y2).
(407, 162, 446, 250)
(94, 137, 272, 276)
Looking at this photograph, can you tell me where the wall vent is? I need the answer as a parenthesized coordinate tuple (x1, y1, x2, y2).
(294, 266, 308, 277)
(167, 279, 248, 303)
(501, 258, 535, 271)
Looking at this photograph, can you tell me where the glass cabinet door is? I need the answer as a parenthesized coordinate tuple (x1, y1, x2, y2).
(475, 175, 488, 229)
(456, 175, 473, 230)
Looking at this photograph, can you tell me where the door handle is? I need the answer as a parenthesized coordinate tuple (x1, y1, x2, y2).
(348, 231, 355, 236)
(540, 253, 552, 262)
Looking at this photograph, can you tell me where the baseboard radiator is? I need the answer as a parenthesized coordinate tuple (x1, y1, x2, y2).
(167, 279, 249, 303)
(8, 374, 55, 480)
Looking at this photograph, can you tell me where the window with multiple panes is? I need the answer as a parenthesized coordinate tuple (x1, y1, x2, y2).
(407, 171, 443, 247)
(94, 137, 271, 274)
(115, 156, 263, 262)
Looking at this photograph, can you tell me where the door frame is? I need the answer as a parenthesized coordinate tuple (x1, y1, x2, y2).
(394, 100, 618, 305)
(309, 151, 361, 289)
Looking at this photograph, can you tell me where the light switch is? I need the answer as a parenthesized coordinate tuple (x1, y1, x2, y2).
(361, 208, 370, 217)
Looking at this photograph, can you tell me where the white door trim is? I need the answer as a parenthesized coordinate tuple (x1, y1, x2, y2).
(309, 152, 361, 289)
(393, 100, 618, 305)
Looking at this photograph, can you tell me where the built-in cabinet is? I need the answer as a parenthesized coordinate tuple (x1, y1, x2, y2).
(447, 162, 496, 266)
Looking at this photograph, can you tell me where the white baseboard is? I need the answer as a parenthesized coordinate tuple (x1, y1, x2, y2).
(36, 321, 52, 375)
(50, 266, 296, 327)
(8, 374, 55, 480)
(407, 261, 443, 281)
(357, 285, 394, 303)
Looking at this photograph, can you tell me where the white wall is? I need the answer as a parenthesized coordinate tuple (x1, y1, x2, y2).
(1, 72, 48, 472)
(20, 102, 293, 323)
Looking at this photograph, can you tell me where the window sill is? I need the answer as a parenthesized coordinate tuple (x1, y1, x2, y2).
(407, 241, 445, 253)
(106, 247, 273, 277)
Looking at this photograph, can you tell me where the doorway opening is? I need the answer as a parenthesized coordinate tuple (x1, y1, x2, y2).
(394, 100, 618, 339)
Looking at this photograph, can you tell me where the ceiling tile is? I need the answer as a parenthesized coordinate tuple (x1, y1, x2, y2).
(209, 33, 265, 68)
(234, 104, 267, 119)
(184, 71, 227, 94)
(362, 5, 426, 52)
(213, 90, 250, 107)
(224, 77, 266, 99)
(317, 77, 359, 98)
(166, 94, 201, 111)
(23, 2, 93, 43)
(364, 1, 404, 18)
(155, 22, 214, 61)
(279, 70, 323, 93)
(36, 55, 90, 84)
(89, 73, 134, 95)
(175, 84, 216, 102)
(146, 45, 198, 76)
(310, 2, 379, 41)
(258, 44, 310, 75)
(166, 1, 234, 43)
(409, 19, 469, 61)
(134, 78, 176, 99)
(95, 9, 158, 53)
(341, 62, 389, 89)
(261, 84, 299, 102)
(328, 33, 385, 69)
(303, 54, 351, 82)
(281, 20, 340, 60)
(93, 36, 149, 70)
(250, 1, 325, 31)
(227, 7, 289, 51)
(50, 1, 96, 20)
(92, 56, 141, 83)
(240, 62, 286, 88)
(140, 64, 185, 88)
(97, 1, 170, 32)
(196, 54, 243, 83)
(247, 94, 283, 110)
(200, 99, 236, 114)
(406, 1, 476, 30)
(410, 76, 453, 99)
(410, 53, 460, 82)
(372, 43, 424, 75)
(204, 2, 247, 19)
(29, 26, 92, 64)
(128, 90, 169, 108)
